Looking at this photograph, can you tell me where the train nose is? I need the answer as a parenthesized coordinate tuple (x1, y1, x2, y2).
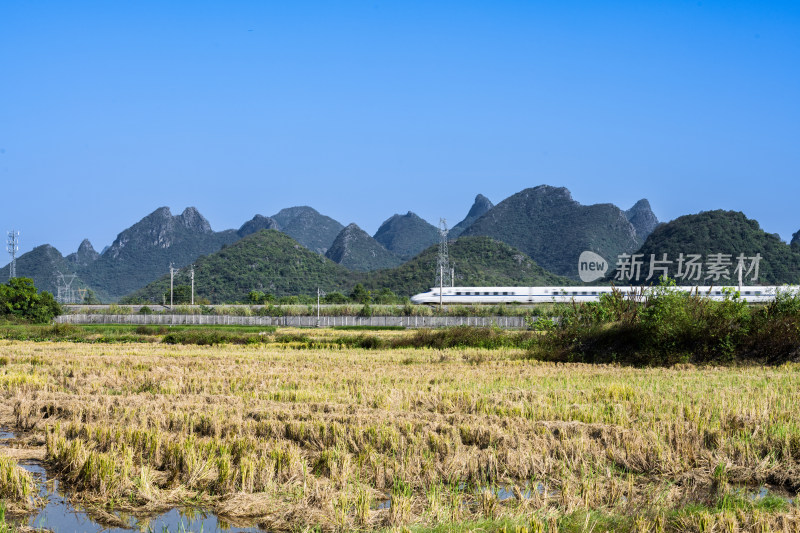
(410, 293, 425, 304)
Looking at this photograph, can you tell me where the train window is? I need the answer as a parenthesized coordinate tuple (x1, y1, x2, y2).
(581, 291, 587, 295)
(756, 291, 762, 296)
(493, 291, 499, 295)
(456, 292, 462, 296)
(744, 291, 751, 295)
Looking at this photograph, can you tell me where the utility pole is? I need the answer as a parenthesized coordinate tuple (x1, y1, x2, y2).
(317, 288, 326, 328)
(7, 230, 19, 280)
(169, 263, 176, 307)
(737, 256, 744, 291)
(190, 265, 195, 306)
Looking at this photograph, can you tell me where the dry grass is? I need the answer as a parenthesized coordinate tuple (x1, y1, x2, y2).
(0, 454, 39, 515)
(0, 336, 799, 531)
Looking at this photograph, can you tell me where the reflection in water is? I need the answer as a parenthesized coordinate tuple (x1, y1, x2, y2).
(20, 461, 264, 532)
(2, 428, 263, 533)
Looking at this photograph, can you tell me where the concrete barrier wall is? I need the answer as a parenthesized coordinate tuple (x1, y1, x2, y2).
(55, 314, 532, 329)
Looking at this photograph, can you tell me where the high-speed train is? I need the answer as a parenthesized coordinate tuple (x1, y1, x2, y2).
(410, 286, 794, 305)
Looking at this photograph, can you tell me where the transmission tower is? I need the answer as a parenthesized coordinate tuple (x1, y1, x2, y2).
(55, 271, 78, 304)
(435, 218, 452, 288)
(7, 230, 19, 280)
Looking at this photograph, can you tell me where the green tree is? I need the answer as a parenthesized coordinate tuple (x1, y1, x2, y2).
(323, 291, 348, 304)
(373, 288, 399, 304)
(350, 283, 372, 304)
(82, 288, 101, 304)
(164, 285, 192, 305)
(248, 290, 265, 304)
(0, 278, 62, 323)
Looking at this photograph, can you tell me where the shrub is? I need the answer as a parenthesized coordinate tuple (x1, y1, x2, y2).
(530, 283, 800, 366)
(162, 329, 268, 346)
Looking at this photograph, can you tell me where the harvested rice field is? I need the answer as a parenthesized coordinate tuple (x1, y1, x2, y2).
(1, 332, 800, 532)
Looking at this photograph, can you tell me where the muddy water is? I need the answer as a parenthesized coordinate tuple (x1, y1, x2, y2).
(1, 429, 263, 532)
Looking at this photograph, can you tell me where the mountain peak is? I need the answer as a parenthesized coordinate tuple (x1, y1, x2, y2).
(78, 239, 96, 254)
(625, 199, 659, 241)
(108, 207, 213, 255)
(325, 223, 403, 272)
(67, 239, 100, 268)
(150, 206, 173, 218)
(177, 207, 213, 233)
(792, 230, 800, 248)
(272, 206, 321, 224)
(374, 212, 439, 260)
(468, 194, 493, 216)
(451, 194, 494, 238)
(238, 214, 279, 238)
(270, 206, 344, 254)
(529, 185, 574, 201)
(79, 206, 239, 299)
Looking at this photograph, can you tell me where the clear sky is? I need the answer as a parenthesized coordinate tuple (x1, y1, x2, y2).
(1, 1, 798, 256)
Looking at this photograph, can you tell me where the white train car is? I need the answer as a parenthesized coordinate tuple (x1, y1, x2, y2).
(410, 285, 790, 305)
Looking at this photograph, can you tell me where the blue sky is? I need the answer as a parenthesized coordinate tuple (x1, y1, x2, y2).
(1, 1, 798, 256)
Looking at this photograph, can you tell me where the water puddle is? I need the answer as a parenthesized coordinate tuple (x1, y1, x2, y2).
(732, 484, 796, 505)
(1, 428, 264, 532)
(373, 481, 556, 510)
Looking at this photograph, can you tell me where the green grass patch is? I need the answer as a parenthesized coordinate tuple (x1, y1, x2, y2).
(0, 323, 278, 343)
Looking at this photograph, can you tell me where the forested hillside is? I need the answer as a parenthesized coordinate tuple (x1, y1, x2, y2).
(123, 232, 572, 303)
(623, 210, 800, 285)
